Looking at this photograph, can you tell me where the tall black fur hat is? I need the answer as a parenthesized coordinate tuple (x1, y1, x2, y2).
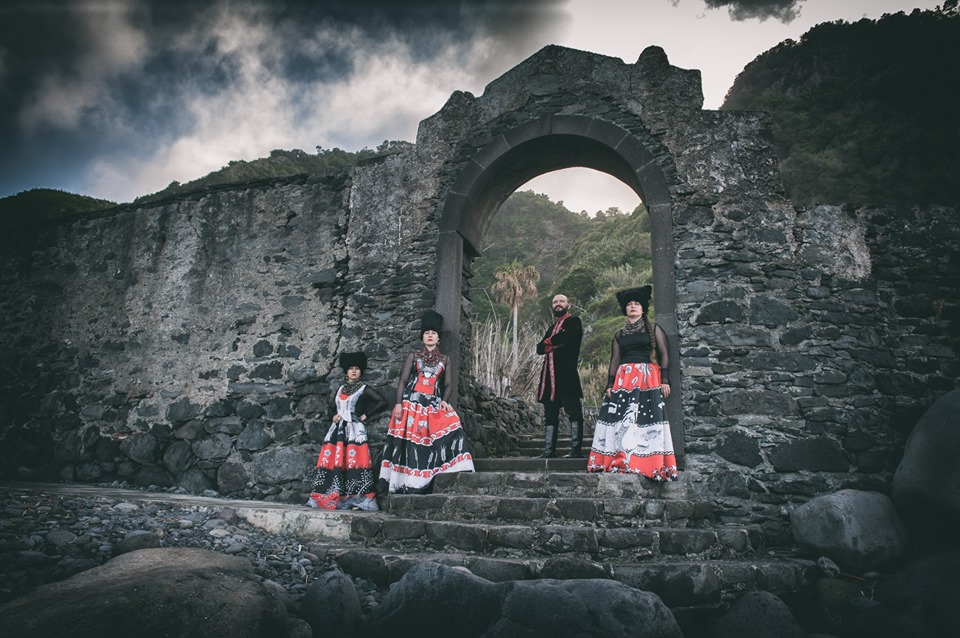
(339, 351, 367, 372)
(616, 285, 652, 315)
(420, 310, 444, 336)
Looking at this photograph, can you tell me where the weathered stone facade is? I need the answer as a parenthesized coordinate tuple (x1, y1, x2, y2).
(1, 46, 957, 513)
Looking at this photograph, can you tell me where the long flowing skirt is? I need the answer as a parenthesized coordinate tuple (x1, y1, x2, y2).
(307, 420, 378, 510)
(378, 399, 474, 494)
(587, 363, 678, 481)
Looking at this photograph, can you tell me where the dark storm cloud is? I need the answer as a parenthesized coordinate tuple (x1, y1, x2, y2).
(701, 0, 806, 23)
(0, 0, 567, 200)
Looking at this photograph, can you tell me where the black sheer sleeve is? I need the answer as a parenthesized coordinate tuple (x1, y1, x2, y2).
(606, 332, 622, 388)
(359, 385, 388, 419)
(654, 324, 670, 378)
(395, 352, 416, 404)
(440, 355, 453, 402)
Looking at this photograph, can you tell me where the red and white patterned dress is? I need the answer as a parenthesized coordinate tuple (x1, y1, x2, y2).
(307, 384, 384, 510)
(588, 326, 678, 481)
(378, 354, 474, 493)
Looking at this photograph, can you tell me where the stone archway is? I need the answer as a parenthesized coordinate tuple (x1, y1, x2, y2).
(435, 114, 684, 463)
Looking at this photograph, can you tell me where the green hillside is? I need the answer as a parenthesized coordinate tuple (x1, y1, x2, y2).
(0, 188, 116, 228)
(472, 191, 652, 370)
(722, 7, 959, 207)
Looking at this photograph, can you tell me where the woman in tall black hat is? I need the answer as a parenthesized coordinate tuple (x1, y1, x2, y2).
(587, 286, 678, 481)
(307, 351, 387, 510)
(378, 310, 475, 493)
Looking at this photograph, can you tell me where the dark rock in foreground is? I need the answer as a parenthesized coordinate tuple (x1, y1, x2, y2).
(0, 547, 291, 638)
(893, 388, 960, 549)
(709, 590, 805, 638)
(790, 489, 909, 573)
(367, 561, 683, 637)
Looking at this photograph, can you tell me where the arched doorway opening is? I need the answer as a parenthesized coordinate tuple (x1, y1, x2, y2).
(470, 170, 642, 396)
(436, 114, 683, 463)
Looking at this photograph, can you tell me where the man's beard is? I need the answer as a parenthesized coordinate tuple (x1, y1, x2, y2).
(552, 307, 567, 317)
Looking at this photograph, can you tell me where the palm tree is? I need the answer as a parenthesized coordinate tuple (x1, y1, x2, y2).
(491, 261, 540, 370)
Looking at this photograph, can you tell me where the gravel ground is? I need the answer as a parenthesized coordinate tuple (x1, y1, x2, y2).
(0, 483, 384, 613)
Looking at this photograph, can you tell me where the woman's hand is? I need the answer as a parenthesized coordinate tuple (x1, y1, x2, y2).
(605, 387, 612, 399)
(660, 383, 671, 399)
(438, 400, 452, 412)
(392, 404, 403, 421)
(332, 414, 341, 423)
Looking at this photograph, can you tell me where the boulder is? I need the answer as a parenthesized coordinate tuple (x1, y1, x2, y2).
(486, 578, 683, 637)
(846, 551, 960, 638)
(119, 433, 160, 463)
(367, 562, 681, 637)
(709, 591, 805, 638)
(252, 446, 312, 485)
(892, 388, 960, 548)
(0, 548, 290, 638)
(367, 562, 502, 634)
(177, 467, 214, 493)
(790, 489, 909, 572)
(538, 556, 609, 580)
(113, 529, 161, 555)
(300, 570, 362, 638)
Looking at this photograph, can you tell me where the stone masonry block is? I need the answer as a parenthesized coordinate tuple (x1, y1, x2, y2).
(448, 495, 498, 518)
(426, 521, 488, 552)
(553, 498, 600, 521)
(487, 526, 536, 550)
(496, 498, 547, 521)
(599, 528, 658, 550)
(604, 499, 644, 517)
(658, 530, 718, 555)
(539, 525, 599, 554)
(382, 519, 426, 541)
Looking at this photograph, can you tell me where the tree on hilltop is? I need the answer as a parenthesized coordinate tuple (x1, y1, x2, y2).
(491, 261, 540, 371)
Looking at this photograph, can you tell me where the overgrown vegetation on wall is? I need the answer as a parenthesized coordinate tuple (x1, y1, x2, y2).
(134, 143, 413, 204)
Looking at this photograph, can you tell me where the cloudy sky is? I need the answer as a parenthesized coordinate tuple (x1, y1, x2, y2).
(0, 0, 942, 211)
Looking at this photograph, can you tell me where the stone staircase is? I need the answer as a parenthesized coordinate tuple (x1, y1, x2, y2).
(324, 433, 817, 625)
(3, 432, 816, 628)
(508, 429, 593, 460)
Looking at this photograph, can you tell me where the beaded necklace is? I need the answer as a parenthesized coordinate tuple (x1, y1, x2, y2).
(418, 346, 442, 366)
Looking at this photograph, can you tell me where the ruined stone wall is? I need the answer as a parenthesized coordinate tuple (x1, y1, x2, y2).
(676, 202, 959, 536)
(1, 174, 363, 499)
(0, 164, 533, 499)
(1, 45, 956, 512)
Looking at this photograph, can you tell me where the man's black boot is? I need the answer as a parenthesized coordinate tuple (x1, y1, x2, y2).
(566, 420, 584, 458)
(538, 425, 557, 458)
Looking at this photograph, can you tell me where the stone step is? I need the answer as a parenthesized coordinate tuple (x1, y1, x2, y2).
(516, 437, 595, 451)
(325, 545, 816, 611)
(383, 493, 715, 528)
(432, 469, 689, 499)
(348, 514, 764, 562)
(473, 458, 588, 471)
(3, 481, 357, 541)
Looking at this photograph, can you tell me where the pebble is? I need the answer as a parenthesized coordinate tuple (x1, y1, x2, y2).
(0, 486, 385, 614)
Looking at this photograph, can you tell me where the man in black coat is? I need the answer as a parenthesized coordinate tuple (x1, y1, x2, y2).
(536, 293, 585, 458)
